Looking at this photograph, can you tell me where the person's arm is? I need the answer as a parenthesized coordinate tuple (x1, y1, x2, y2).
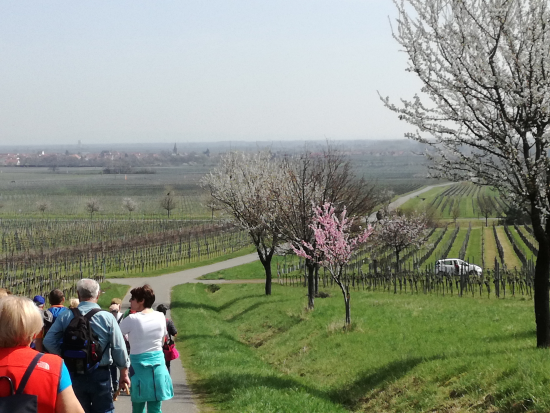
(110, 316, 130, 369)
(55, 385, 84, 413)
(118, 315, 130, 335)
(167, 319, 177, 338)
(118, 367, 131, 391)
(43, 314, 67, 355)
(34, 329, 45, 351)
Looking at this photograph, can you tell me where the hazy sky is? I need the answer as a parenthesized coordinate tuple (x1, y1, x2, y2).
(0, 0, 422, 145)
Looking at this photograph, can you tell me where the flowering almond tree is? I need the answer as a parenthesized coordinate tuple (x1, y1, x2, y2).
(276, 148, 381, 310)
(201, 151, 284, 295)
(372, 210, 427, 293)
(293, 202, 372, 328)
(384, 0, 550, 347)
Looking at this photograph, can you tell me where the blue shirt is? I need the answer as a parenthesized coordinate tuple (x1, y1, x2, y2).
(43, 301, 130, 369)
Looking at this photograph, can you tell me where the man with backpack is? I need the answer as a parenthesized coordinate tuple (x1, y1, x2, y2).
(43, 278, 130, 413)
(47, 289, 68, 324)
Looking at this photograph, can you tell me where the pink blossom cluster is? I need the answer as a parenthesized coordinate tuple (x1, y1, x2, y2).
(292, 202, 372, 271)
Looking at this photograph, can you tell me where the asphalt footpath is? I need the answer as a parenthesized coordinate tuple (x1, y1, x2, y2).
(107, 252, 259, 413)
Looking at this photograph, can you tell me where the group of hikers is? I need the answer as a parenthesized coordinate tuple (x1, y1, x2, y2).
(0, 279, 178, 413)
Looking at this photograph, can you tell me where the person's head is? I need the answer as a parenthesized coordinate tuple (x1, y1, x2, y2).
(33, 295, 45, 309)
(109, 303, 120, 314)
(48, 289, 65, 306)
(76, 279, 100, 302)
(0, 288, 12, 299)
(110, 298, 122, 306)
(0, 296, 43, 348)
(69, 298, 79, 308)
(129, 284, 155, 311)
(156, 304, 168, 315)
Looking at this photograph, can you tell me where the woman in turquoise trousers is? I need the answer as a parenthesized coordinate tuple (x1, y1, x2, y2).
(119, 284, 174, 413)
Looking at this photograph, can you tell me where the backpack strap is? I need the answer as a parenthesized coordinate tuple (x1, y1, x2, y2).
(15, 353, 43, 395)
(84, 308, 103, 321)
(84, 308, 109, 365)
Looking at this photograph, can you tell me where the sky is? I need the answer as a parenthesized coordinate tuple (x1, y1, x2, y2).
(0, 0, 422, 145)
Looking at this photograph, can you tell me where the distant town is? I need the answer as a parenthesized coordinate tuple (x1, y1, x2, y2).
(0, 143, 211, 169)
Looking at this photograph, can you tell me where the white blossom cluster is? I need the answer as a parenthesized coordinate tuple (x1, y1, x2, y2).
(383, 0, 550, 225)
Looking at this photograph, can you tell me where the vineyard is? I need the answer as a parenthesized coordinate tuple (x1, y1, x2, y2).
(401, 182, 507, 219)
(0, 218, 250, 298)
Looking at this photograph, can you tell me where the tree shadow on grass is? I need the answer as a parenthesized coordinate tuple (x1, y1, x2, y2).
(329, 355, 444, 410)
(225, 298, 292, 323)
(193, 372, 331, 405)
(483, 329, 535, 343)
(170, 294, 263, 313)
(190, 356, 442, 410)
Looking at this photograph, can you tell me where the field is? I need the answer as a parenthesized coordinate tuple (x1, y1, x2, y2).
(172, 282, 549, 412)
(0, 156, 538, 297)
(396, 182, 535, 272)
(0, 166, 211, 218)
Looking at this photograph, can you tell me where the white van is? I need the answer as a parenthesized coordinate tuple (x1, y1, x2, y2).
(435, 259, 482, 276)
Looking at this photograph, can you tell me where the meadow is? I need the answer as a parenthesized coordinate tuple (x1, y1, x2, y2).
(172, 281, 548, 412)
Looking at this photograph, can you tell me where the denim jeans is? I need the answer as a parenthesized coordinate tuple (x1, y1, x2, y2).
(71, 367, 114, 413)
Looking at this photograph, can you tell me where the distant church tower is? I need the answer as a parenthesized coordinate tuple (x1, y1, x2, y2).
(173, 143, 178, 155)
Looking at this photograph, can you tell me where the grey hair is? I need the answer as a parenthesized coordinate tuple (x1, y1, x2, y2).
(77, 278, 100, 300)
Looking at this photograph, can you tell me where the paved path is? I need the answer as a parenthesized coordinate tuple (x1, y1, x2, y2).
(108, 253, 260, 413)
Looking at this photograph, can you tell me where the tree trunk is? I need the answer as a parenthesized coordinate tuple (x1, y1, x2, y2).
(531, 208, 550, 348)
(337, 280, 351, 328)
(345, 285, 351, 327)
(306, 259, 315, 309)
(258, 253, 273, 296)
(534, 238, 550, 347)
(314, 263, 319, 295)
(395, 250, 400, 294)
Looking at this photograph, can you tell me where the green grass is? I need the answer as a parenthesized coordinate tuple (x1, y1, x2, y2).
(172, 282, 550, 412)
(105, 246, 256, 278)
(98, 281, 130, 309)
(424, 225, 455, 264)
(465, 227, 483, 266)
(199, 259, 265, 280)
(496, 227, 521, 269)
(483, 227, 498, 269)
(198, 255, 302, 280)
(446, 227, 467, 258)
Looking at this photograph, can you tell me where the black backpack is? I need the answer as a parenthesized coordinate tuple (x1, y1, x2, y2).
(0, 353, 43, 413)
(42, 309, 54, 335)
(62, 308, 105, 375)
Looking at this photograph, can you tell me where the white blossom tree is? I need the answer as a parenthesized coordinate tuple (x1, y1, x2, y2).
(384, 0, 550, 347)
(294, 202, 372, 328)
(372, 210, 427, 291)
(201, 151, 285, 295)
(122, 197, 138, 216)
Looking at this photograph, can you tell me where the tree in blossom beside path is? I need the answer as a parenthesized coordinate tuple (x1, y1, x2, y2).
(293, 202, 372, 328)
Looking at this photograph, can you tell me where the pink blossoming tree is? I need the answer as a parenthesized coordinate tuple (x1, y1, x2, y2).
(293, 202, 372, 328)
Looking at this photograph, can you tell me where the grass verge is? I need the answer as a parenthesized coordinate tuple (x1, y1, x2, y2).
(198, 255, 302, 280)
(105, 246, 256, 279)
(98, 281, 130, 309)
(172, 282, 549, 412)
